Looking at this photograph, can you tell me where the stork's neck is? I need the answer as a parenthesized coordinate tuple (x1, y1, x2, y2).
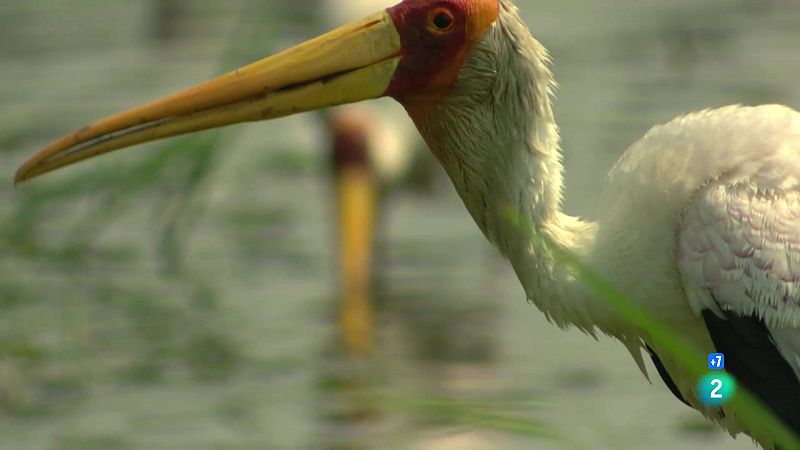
(403, 1, 606, 330)
(412, 97, 599, 329)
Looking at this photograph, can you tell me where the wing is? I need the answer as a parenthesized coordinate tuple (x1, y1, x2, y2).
(677, 175, 800, 434)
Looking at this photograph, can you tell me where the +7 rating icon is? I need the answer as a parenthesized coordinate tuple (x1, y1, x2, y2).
(708, 353, 724, 370)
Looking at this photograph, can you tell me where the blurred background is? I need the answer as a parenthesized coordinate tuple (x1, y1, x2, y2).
(2, 0, 799, 449)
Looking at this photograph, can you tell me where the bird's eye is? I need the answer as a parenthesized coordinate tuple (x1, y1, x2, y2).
(428, 8, 455, 33)
(433, 12, 453, 29)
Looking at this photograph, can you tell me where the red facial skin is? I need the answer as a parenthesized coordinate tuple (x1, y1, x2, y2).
(383, 0, 499, 121)
(384, 0, 470, 99)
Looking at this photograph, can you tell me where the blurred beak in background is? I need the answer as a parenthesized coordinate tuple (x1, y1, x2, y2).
(14, 10, 400, 184)
(329, 110, 377, 356)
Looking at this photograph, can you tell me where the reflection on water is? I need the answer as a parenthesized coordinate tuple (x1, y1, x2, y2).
(315, 258, 521, 450)
(2, 0, 799, 449)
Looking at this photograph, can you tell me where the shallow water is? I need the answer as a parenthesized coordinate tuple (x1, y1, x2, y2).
(1, 1, 799, 449)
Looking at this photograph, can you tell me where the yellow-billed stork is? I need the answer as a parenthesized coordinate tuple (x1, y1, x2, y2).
(318, 0, 428, 356)
(14, 0, 800, 447)
(298, 0, 432, 356)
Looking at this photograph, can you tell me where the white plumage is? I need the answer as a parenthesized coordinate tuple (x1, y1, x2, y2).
(599, 105, 800, 442)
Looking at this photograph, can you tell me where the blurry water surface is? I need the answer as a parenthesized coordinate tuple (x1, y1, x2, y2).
(1, 1, 799, 449)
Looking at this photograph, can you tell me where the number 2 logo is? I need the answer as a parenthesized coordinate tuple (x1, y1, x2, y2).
(698, 373, 734, 406)
(710, 378, 723, 399)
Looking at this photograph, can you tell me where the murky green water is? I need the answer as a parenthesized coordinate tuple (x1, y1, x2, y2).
(2, 1, 799, 449)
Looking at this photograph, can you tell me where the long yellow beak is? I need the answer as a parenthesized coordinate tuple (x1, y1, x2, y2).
(336, 164, 377, 356)
(15, 11, 401, 184)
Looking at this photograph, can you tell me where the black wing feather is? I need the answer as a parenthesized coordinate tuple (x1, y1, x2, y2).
(646, 344, 690, 407)
(702, 309, 800, 436)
